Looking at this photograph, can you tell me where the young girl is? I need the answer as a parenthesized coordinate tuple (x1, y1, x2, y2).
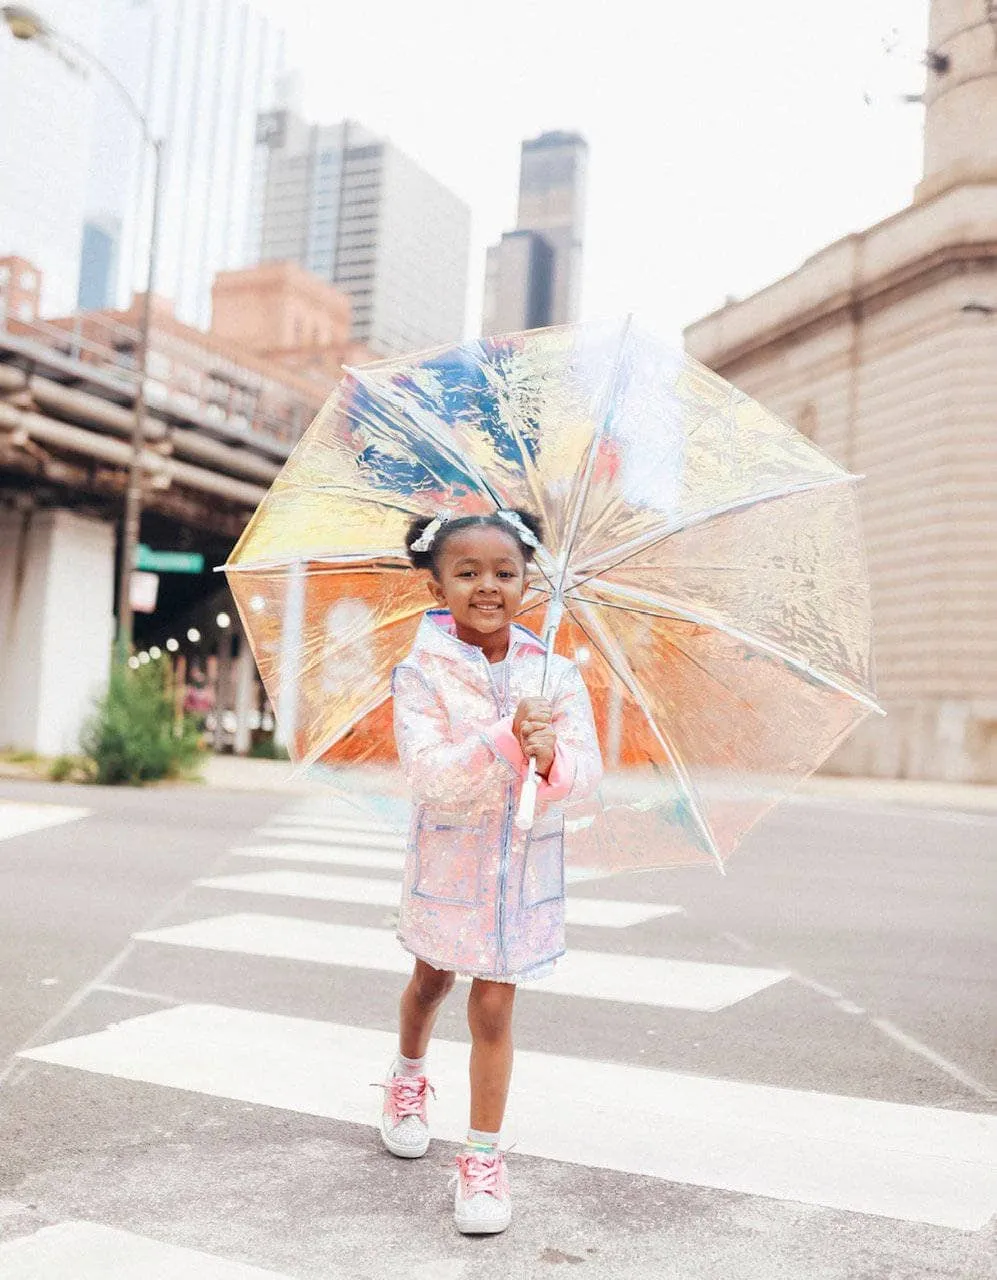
(375, 508, 602, 1235)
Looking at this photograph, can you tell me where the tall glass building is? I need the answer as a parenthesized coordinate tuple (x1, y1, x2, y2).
(81, 0, 284, 327)
(249, 111, 471, 357)
(482, 131, 588, 337)
(0, 0, 104, 316)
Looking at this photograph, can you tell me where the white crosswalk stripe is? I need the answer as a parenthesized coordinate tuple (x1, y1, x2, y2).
(0, 801, 91, 841)
(135, 913, 786, 1011)
(0, 1220, 305, 1278)
(231, 840, 610, 884)
(195, 869, 684, 928)
(17, 797, 997, 1236)
(20, 1003, 997, 1231)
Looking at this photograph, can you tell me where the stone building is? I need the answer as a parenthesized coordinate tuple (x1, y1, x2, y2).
(684, 0, 997, 783)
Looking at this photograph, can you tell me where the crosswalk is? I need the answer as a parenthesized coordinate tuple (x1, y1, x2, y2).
(9, 793, 997, 1272)
(0, 800, 91, 841)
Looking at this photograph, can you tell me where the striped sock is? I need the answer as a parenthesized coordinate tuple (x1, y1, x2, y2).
(393, 1052, 426, 1078)
(465, 1127, 500, 1153)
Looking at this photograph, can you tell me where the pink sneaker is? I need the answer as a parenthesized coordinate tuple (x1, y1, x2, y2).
(452, 1149, 512, 1234)
(373, 1067, 434, 1158)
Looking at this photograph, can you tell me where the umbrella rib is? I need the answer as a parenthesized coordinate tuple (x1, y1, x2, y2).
(570, 581, 884, 714)
(293, 684, 394, 773)
(349, 367, 508, 508)
(570, 472, 860, 582)
(226, 550, 410, 573)
(567, 599, 724, 872)
(554, 315, 634, 592)
(346, 365, 559, 594)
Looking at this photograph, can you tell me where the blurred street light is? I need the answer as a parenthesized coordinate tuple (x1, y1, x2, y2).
(149, 645, 162, 659)
(2, 5, 164, 657)
(166, 637, 179, 652)
(216, 612, 231, 629)
(187, 628, 201, 643)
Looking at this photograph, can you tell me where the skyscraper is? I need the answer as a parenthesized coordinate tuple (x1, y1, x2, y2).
(249, 111, 470, 358)
(0, 0, 104, 316)
(482, 130, 588, 336)
(80, 0, 284, 327)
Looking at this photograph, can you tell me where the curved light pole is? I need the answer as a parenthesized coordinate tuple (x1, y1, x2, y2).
(2, 5, 164, 654)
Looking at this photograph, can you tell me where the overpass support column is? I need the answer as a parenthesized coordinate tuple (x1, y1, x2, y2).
(0, 508, 115, 756)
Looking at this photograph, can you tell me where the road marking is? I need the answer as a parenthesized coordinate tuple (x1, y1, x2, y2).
(265, 813, 402, 834)
(259, 825, 407, 849)
(233, 842, 406, 870)
(134, 914, 783, 1011)
(0, 1219, 303, 1278)
(195, 870, 683, 929)
(0, 802, 90, 842)
(232, 841, 611, 886)
(20, 1003, 997, 1230)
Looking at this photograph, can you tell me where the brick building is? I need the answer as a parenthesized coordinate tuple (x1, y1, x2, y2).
(684, 0, 997, 783)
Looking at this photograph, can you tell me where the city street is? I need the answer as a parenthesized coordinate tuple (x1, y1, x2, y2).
(0, 779, 994, 1278)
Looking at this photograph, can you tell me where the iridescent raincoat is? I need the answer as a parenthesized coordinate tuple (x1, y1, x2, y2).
(392, 610, 603, 982)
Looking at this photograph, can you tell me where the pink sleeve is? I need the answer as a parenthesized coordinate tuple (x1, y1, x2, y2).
(536, 742, 577, 802)
(482, 716, 528, 772)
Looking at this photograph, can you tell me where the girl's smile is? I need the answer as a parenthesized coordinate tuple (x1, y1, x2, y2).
(427, 526, 527, 660)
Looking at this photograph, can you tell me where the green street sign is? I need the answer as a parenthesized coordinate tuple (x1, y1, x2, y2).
(135, 544, 205, 574)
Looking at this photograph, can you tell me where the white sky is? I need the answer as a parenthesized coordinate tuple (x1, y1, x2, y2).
(256, 0, 930, 341)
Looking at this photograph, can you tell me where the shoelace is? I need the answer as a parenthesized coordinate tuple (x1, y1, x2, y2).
(451, 1146, 515, 1198)
(370, 1074, 435, 1120)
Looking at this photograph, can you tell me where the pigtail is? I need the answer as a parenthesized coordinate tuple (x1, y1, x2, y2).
(405, 516, 436, 570)
(510, 509, 544, 561)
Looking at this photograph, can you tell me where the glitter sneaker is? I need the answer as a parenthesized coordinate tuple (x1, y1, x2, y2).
(452, 1149, 512, 1234)
(372, 1067, 434, 1158)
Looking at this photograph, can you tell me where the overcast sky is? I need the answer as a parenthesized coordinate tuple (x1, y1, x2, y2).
(257, 0, 930, 342)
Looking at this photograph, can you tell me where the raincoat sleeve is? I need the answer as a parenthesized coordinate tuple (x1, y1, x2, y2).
(392, 664, 526, 806)
(537, 661, 603, 805)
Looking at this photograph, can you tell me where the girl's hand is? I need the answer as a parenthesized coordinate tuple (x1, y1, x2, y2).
(522, 723, 556, 779)
(513, 697, 552, 741)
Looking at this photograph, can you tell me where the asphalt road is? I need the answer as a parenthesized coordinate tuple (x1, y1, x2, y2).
(0, 777, 994, 1280)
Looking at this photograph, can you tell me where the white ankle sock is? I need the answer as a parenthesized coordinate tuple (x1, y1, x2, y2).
(465, 1127, 500, 1152)
(394, 1052, 426, 1078)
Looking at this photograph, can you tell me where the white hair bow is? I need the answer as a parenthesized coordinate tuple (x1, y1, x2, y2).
(497, 509, 541, 549)
(410, 510, 452, 552)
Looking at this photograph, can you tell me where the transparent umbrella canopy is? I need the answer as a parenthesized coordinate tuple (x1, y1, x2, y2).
(225, 317, 883, 875)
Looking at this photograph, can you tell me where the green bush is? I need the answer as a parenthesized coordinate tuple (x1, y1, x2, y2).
(248, 736, 289, 761)
(81, 660, 203, 786)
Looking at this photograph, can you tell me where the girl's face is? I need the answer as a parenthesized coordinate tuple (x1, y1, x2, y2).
(428, 525, 528, 646)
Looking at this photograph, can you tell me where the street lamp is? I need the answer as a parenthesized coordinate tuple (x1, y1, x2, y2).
(2, 5, 164, 656)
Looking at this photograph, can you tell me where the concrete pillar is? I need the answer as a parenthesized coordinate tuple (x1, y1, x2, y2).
(0, 508, 116, 755)
(233, 631, 257, 756)
(916, 0, 997, 202)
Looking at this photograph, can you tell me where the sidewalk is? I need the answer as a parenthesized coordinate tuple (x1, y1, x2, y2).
(198, 754, 997, 814)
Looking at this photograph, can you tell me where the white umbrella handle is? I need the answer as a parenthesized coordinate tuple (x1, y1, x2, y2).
(515, 759, 539, 830)
(514, 595, 563, 832)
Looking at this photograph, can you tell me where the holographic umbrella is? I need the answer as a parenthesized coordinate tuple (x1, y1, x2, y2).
(224, 317, 883, 874)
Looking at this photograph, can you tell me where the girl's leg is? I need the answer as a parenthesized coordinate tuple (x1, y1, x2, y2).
(399, 958, 455, 1061)
(466, 978, 517, 1132)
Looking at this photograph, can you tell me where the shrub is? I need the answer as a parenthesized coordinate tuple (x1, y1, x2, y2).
(248, 736, 289, 761)
(80, 660, 203, 785)
(47, 754, 96, 784)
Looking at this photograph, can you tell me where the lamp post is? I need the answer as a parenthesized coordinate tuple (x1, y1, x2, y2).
(2, 5, 164, 654)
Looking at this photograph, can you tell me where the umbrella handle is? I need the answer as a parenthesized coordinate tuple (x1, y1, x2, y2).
(515, 759, 539, 830)
(514, 593, 563, 833)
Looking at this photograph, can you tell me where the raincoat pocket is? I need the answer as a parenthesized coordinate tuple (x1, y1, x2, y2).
(412, 811, 486, 907)
(519, 817, 565, 908)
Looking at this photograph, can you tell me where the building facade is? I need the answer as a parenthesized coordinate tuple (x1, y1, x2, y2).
(0, 0, 104, 316)
(684, 0, 997, 783)
(249, 112, 470, 358)
(81, 0, 284, 327)
(482, 130, 588, 336)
